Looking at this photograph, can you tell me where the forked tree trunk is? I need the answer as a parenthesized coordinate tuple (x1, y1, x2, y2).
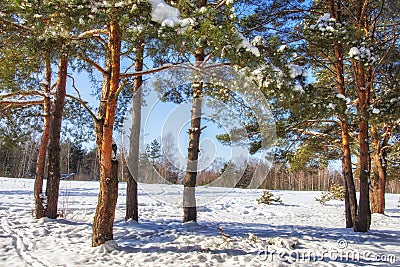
(183, 50, 204, 223)
(45, 55, 68, 219)
(370, 125, 390, 214)
(92, 20, 121, 247)
(126, 41, 144, 222)
(328, 0, 358, 228)
(34, 56, 52, 219)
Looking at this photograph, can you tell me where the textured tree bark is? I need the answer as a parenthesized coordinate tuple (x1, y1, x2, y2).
(34, 56, 52, 219)
(183, 50, 204, 223)
(328, 0, 358, 228)
(370, 125, 389, 214)
(340, 121, 358, 228)
(44, 55, 68, 219)
(92, 20, 121, 247)
(353, 61, 371, 232)
(126, 41, 144, 222)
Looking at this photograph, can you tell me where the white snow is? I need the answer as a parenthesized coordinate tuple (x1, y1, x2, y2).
(327, 103, 336, 110)
(237, 32, 261, 57)
(251, 35, 266, 46)
(348, 44, 376, 65)
(336, 93, 346, 99)
(293, 84, 304, 93)
(0, 177, 398, 266)
(288, 64, 305, 78)
(372, 108, 380, 114)
(277, 45, 287, 52)
(309, 13, 344, 36)
(349, 47, 359, 57)
(147, 0, 180, 27)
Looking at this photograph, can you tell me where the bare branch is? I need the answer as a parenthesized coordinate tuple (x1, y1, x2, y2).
(120, 64, 181, 78)
(114, 79, 128, 98)
(215, 0, 226, 10)
(79, 54, 108, 77)
(66, 74, 98, 122)
(0, 99, 43, 109)
(291, 128, 333, 139)
(0, 90, 44, 100)
(66, 94, 98, 122)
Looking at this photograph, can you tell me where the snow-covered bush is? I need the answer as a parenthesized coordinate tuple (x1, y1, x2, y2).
(315, 183, 345, 205)
(257, 190, 282, 205)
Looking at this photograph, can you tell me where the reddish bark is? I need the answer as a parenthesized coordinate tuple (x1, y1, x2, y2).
(34, 57, 52, 219)
(370, 125, 390, 214)
(353, 60, 372, 232)
(45, 55, 68, 219)
(92, 20, 121, 247)
(328, 0, 358, 228)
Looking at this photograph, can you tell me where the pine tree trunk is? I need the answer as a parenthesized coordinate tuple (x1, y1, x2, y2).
(92, 20, 121, 247)
(183, 50, 204, 223)
(341, 128, 358, 228)
(126, 41, 144, 222)
(34, 57, 52, 219)
(370, 125, 389, 214)
(353, 61, 371, 232)
(328, 0, 358, 229)
(44, 55, 68, 219)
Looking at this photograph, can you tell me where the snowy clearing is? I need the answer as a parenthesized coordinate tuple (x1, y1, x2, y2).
(0, 177, 399, 266)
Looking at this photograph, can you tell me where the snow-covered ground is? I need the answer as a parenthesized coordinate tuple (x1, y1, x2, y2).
(0, 177, 398, 266)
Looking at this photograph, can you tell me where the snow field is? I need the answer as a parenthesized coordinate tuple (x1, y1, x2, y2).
(0, 177, 399, 266)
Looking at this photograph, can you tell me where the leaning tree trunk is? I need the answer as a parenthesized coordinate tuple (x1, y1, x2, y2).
(126, 41, 144, 222)
(328, 0, 358, 229)
(92, 20, 121, 247)
(370, 125, 390, 214)
(44, 55, 68, 219)
(183, 50, 204, 223)
(34, 56, 52, 219)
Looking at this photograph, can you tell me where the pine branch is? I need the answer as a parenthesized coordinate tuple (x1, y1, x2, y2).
(65, 94, 97, 123)
(0, 90, 44, 99)
(0, 99, 43, 110)
(77, 29, 108, 39)
(120, 64, 181, 78)
(114, 79, 128, 98)
(66, 74, 97, 122)
(79, 54, 108, 77)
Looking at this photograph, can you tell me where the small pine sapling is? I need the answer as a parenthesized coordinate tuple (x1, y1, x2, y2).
(315, 183, 345, 205)
(257, 190, 283, 205)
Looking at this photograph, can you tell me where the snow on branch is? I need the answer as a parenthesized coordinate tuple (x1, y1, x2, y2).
(77, 29, 108, 39)
(147, 0, 181, 27)
(237, 31, 261, 57)
(291, 128, 332, 139)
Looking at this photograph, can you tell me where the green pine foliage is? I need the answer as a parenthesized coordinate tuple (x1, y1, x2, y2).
(315, 183, 345, 205)
(257, 190, 282, 205)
